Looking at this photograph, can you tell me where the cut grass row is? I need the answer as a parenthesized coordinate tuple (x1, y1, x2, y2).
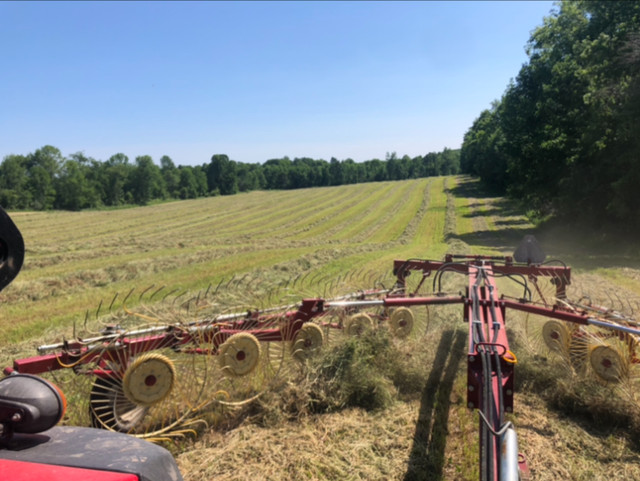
(1, 179, 446, 345)
(290, 182, 398, 241)
(326, 181, 411, 243)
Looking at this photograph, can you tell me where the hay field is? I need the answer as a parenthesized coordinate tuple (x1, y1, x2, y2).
(2, 175, 640, 480)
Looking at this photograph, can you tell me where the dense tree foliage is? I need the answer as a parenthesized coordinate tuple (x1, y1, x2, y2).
(461, 1, 640, 229)
(0, 147, 459, 211)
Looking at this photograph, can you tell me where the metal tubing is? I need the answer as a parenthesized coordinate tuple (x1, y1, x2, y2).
(586, 318, 640, 336)
(36, 324, 173, 353)
(500, 427, 519, 481)
(503, 299, 640, 337)
(385, 296, 465, 307)
(326, 300, 385, 308)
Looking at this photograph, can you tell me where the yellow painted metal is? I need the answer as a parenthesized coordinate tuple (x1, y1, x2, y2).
(218, 332, 262, 377)
(345, 313, 374, 336)
(291, 323, 324, 362)
(388, 307, 415, 338)
(122, 352, 177, 406)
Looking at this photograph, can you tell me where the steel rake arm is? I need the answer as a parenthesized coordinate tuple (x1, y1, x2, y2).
(501, 299, 640, 337)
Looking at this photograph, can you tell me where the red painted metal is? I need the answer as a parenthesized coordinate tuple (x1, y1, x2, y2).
(0, 459, 138, 481)
(393, 255, 571, 299)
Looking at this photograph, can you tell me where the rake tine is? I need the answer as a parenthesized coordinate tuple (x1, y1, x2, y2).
(605, 292, 615, 312)
(139, 285, 155, 303)
(327, 277, 339, 298)
(368, 271, 380, 288)
(240, 272, 251, 287)
(323, 275, 338, 296)
(307, 270, 322, 290)
(188, 297, 202, 315)
(95, 299, 104, 319)
(352, 267, 365, 285)
(162, 288, 179, 302)
(230, 275, 243, 291)
(203, 283, 212, 300)
(312, 271, 328, 288)
(180, 296, 196, 311)
(297, 270, 312, 290)
(224, 275, 236, 290)
(149, 285, 166, 301)
(290, 273, 302, 289)
(267, 286, 280, 307)
(613, 292, 623, 313)
(108, 292, 119, 313)
(316, 276, 328, 298)
(172, 290, 188, 306)
(212, 278, 225, 296)
(122, 288, 135, 310)
(124, 287, 135, 303)
(376, 273, 389, 290)
(244, 276, 257, 293)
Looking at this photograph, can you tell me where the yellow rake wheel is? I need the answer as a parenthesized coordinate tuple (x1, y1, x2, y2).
(344, 313, 374, 336)
(210, 331, 287, 407)
(218, 333, 261, 378)
(89, 342, 209, 439)
(541, 320, 571, 356)
(291, 323, 324, 362)
(122, 353, 176, 406)
(589, 344, 629, 384)
(388, 307, 415, 339)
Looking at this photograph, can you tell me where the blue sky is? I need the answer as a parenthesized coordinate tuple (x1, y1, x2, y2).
(1, 1, 556, 166)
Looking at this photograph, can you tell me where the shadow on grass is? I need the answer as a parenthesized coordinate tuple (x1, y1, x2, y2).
(403, 329, 467, 481)
(448, 176, 640, 271)
(447, 177, 534, 253)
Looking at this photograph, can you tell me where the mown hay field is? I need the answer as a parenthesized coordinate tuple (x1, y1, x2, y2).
(2, 175, 640, 480)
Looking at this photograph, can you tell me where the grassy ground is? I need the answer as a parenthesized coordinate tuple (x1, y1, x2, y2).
(2, 175, 640, 480)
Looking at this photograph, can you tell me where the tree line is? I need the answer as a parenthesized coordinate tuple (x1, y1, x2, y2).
(460, 1, 640, 231)
(0, 147, 460, 211)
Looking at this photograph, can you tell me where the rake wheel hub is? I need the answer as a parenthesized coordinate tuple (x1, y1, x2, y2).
(122, 353, 176, 407)
(345, 313, 374, 336)
(218, 332, 261, 377)
(291, 323, 324, 362)
(542, 320, 571, 355)
(589, 345, 628, 383)
(389, 307, 415, 338)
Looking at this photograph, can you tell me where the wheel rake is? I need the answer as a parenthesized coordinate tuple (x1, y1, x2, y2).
(5, 268, 422, 441)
